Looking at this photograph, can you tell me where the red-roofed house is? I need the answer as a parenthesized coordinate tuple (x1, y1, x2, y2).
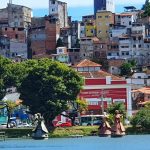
(74, 59, 132, 116)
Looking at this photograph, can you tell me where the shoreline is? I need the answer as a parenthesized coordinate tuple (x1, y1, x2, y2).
(0, 126, 150, 139)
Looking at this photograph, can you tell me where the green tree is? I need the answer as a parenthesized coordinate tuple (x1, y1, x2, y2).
(56, 38, 64, 48)
(120, 63, 132, 76)
(107, 102, 126, 124)
(5, 100, 18, 128)
(108, 102, 126, 117)
(130, 105, 150, 129)
(0, 100, 17, 128)
(18, 59, 83, 128)
(62, 99, 88, 125)
(142, 0, 150, 17)
(0, 56, 12, 100)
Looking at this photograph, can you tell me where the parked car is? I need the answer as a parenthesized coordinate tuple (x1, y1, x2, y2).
(17, 123, 32, 128)
(55, 121, 72, 127)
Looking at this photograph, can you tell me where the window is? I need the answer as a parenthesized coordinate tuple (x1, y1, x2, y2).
(52, 0, 55, 4)
(105, 16, 109, 18)
(13, 27, 15, 31)
(133, 45, 136, 48)
(98, 16, 102, 18)
(139, 45, 141, 48)
(15, 34, 18, 39)
(122, 52, 124, 55)
(137, 76, 141, 79)
(95, 67, 100, 71)
(59, 49, 63, 53)
(52, 8, 55, 12)
(129, 21, 131, 25)
(5, 28, 7, 31)
(126, 52, 129, 55)
(133, 37, 136, 41)
(108, 53, 111, 56)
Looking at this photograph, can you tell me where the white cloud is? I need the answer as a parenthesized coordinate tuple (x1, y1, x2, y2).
(0, 0, 145, 9)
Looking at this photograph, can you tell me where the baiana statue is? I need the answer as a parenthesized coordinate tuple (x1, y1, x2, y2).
(111, 110, 125, 137)
(32, 113, 49, 140)
(98, 114, 111, 137)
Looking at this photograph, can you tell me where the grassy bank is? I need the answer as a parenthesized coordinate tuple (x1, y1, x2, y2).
(1, 126, 150, 138)
(49, 126, 99, 138)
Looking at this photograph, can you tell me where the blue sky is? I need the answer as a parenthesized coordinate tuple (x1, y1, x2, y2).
(33, 4, 143, 21)
(0, 0, 145, 20)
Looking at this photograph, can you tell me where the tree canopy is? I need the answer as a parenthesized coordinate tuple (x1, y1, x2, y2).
(18, 59, 83, 126)
(142, 0, 150, 17)
(120, 60, 136, 77)
(56, 38, 64, 48)
(130, 103, 150, 129)
(0, 56, 12, 100)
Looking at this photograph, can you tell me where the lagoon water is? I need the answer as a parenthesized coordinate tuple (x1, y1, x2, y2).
(0, 135, 150, 150)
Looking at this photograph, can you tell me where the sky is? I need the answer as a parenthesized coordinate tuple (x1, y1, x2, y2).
(0, 0, 146, 20)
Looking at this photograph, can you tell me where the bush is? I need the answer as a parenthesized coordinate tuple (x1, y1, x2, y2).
(131, 108, 150, 129)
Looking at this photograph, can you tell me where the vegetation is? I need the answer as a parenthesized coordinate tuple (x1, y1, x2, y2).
(0, 57, 83, 129)
(142, 0, 150, 17)
(61, 99, 88, 125)
(0, 56, 12, 100)
(0, 126, 99, 138)
(120, 60, 136, 77)
(130, 102, 150, 130)
(107, 102, 126, 124)
(18, 59, 83, 128)
(56, 38, 64, 48)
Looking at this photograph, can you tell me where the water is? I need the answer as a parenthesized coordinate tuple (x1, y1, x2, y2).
(0, 135, 150, 150)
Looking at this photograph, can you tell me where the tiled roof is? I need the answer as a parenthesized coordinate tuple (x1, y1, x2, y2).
(108, 59, 125, 68)
(74, 59, 102, 67)
(79, 71, 122, 80)
(120, 13, 132, 16)
(132, 87, 150, 94)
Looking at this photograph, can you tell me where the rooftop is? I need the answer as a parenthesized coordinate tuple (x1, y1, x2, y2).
(79, 71, 122, 80)
(74, 59, 102, 67)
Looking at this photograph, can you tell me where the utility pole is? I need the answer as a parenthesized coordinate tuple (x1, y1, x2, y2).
(101, 90, 104, 115)
(100, 90, 108, 115)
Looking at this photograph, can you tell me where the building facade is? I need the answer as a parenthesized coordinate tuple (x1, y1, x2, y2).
(74, 59, 132, 116)
(94, 0, 115, 17)
(0, 3, 32, 28)
(49, 0, 68, 28)
(30, 16, 60, 58)
(96, 11, 115, 40)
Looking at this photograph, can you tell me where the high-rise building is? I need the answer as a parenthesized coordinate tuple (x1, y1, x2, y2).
(49, 0, 68, 28)
(94, 0, 115, 17)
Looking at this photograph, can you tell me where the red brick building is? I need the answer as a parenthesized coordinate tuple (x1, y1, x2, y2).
(30, 17, 60, 58)
(1, 27, 26, 43)
(74, 59, 132, 117)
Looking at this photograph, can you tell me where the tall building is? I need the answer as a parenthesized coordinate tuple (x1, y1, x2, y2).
(94, 0, 115, 17)
(96, 11, 115, 40)
(49, 0, 68, 28)
(0, 3, 32, 28)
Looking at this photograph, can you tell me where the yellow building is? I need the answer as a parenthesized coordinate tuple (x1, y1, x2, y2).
(85, 23, 96, 37)
(96, 11, 114, 40)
